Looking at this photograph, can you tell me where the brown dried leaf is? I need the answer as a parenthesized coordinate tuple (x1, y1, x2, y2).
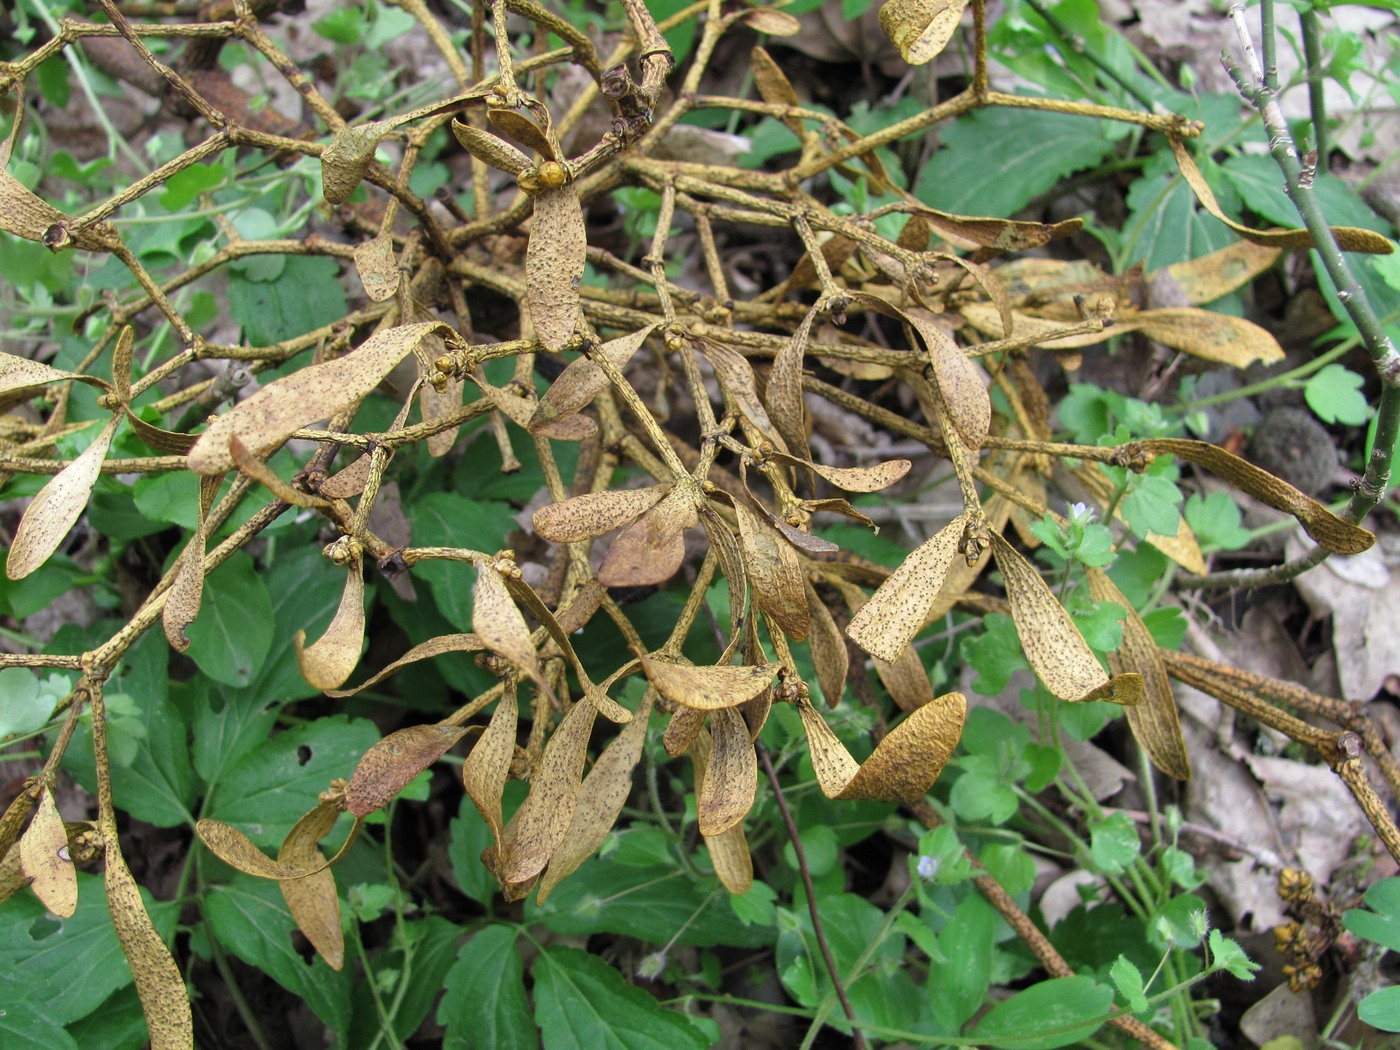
(797, 690, 965, 801)
(0, 350, 107, 399)
(105, 842, 193, 1050)
(913, 317, 990, 450)
(596, 487, 699, 588)
(704, 822, 754, 895)
(463, 683, 518, 847)
(472, 556, 548, 690)
(321, 118, 397, 206)
(421, 376, 464, 458)
(277, 800, 344, 971)
(476, 377, 597, 441)
(346, 724, 468, 816)
(874, 646, 936, 713)
(989, 531, 1136, 703)
(908, 206, 1083, 252)
(354, 233, 399, 302)
(329, 633, 482, 697)
(527, 186, 586, 351)
(6, 414, 120, 580)
(451, 118, 531, 174)
(196, 818, 336, 880)
(702, 339, 786, 448)
(960, 302, 1112, 350)
(296, 549, 366, 692)
(766, 453, 911, 493)
(698, 706, 757, 836)
(847, 513, 966, 663)
(766, 304, 817, 463)
(1085, 569, 1189, 780)
(1134, 308, 1283, 367)
(537, 692, 653, 903)
(804, 580, 849, 708)
(663, 704, 707, 757)
(733, 499, 809, 641)
(0, 169, 71, 242)
(878, 0, 971, 65)
(320, 454, 374, 499)
(1138, 438, 1373, 555)
(533, 484, 669, 543)
(641, 655, 779, 711)
(532, 325, 657, 429)
(488, 108, 560, 162)
(1168, 136, 1395, 254)
(19, 788, 76, 917)
(188, 321, 463, 474)
(554, 579, 606, 634)
(737, 9, 802, 36)
(1159, 241, 1282, 306)
(230, 434, 330, 508)
(0, 842, 26, 908)
(498, 697, 599, 884)
(162, 473, 221, 651)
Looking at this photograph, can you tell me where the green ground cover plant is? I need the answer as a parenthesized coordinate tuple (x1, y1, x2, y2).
(1, 0, 1398, 1047)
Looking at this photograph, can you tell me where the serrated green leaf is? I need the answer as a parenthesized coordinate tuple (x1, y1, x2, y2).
(1110, 954, 1149, 1012)
(1184, 491, 1253, 552)
(0, 668, 53, 738)
(439, 926, 537, 1050)
(1090, 812, 1140, 874)
(448, 795, 498, 906)
(229, 256, 347, 345)
(927, 893, 996, 1029)
(964, 613, 1029, 695)
(534, 946, 709, 1050)
(1304, 363, 1371, 426)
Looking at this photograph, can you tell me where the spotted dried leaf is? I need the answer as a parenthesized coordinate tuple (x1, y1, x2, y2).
(641, 656, 779, 711)
(878, 0, 971, 64)
(913, 317, 989, 450)
(7, 414, 120, 580)
(451, 118, 531, 175)
(737, 9, 801, 36)
(527, 186, 585, 351)
(230, 435, 330, 509)
(477, 377, 597, 440)
(421, 375, 464, 457)
(488, 108, 560, 162)
(847, 513, 966, 663)
(797, 690, 965, 801)
(472, 555, 550, 692)
(329, 633, 481, 698)
(874, 646, 936, 713)
(702, 338, 785, 448)
(770, 450, 912, 493)
(277, 800, 345, 971)
(663, 704, 707, 757)
(765, 304, 817, 462)
(960, 302, 1112, 349)
(0, 169, 71, 243)
(0, 350, 107, 401)
(704, 822, 753, 895)
(1085, 569, 1189, 780)
(196, 818, 337, 880)
(537, 692, 653, 902)
(0, 843, 26, 908)
(533, 484, 669, 544)
(162, 474, 221, 651)
(734, 499, 809, 641)
(105, 842, 193, 1050)
(463, 683, 518, 849)
(1168, 136, 1394, 254)
(354, 233, 399, 302)
(1137, 438, 1373, 555)
(498, 697, 598, 885)
(346, 724, 468, 816)
(596, 486, 699, 587)
(908, 206, 1082, 252)
(322, 118, 407, 206)
(1158, 241, 1282, 306)
(188, 321, 464, 474)
(697, 706, 757, 836)
(19, 787, 75, 917)
(804, 580, 849, 708)
(1134, 308, 1283, 367)
(296, 549, 366, 692)
(531, 325, 657, 429)
(319, 455, 373, 499)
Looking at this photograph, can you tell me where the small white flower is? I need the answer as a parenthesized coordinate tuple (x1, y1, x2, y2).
(916, 855, 940, 880)
(1068, 501, 1095, 524)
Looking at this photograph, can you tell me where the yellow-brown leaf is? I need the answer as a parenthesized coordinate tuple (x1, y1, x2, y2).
(462, 683, 518, 847)
(697, 706, 757, 836)
(296, 550, 366, 692)
(328, 633, 482, 697)
(596, 487, 699, 588)
(847, 513, 967, 663)
(277, 800, 345, 970)
(19, 788, 76, 917)
(531, 325, 657, 430)
(532, 484, 669, 543)
(641, 656, 779, 711)
(733, 499, 809, 641)
(878, 0, 971, 65)
(347, 724, 469, 816)
(527, 186, 585, 351)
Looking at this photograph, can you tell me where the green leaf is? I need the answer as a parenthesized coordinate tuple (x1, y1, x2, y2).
(729, 879, 778, 927)
(1090, 812, 1141, 874)
(245, 542, 350, 703)
(926, 893, 996, 1029)
(229, 255, 347, 346)
(1304, 363, 1371, 426)
(159, 162, 226, 211)
(354, 915, 461, 1043)
(781, 824, 839, 877)
(1358, 986, 1400, 1033)
(1184, 491, 1253, 553)
(1110, 954, 1149, 1013)
(185, 552, 275, 689)
(132, 471, 203, 530)
(914, 106, 1116, 218)
(950, 755, 1021, 824)
(981, 842, 1037, 895)
(449, 794, 500, 906)
(312, 6, 365, 44)
(203, 875, 352, 1036)
(207, 715, 378, 850)
(406, 492, 515, 629)
(964, 614, 1029, 695)
(972, 975, 1113, 1048)
(1149, 894, 1208, 950)
(1071, 599, 1125, 654)
(439, 925, 538, 1050)
(1345, 877, 1400, 952)
(1141, 606, 1187, 648)
(0, 668, 53, 738)
(534, 946, 709, 1050)
(1207, 929, 1259, 980)
(1120, 151, 1236, 271)
(65, 987, 150, 1050)
(1121, 473, 1181, 539)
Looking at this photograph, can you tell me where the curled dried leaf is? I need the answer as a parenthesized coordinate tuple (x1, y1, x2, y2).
(913, 317, 990, 450)
(737, 9, 802, 36)
(328, 633, 482, 698)
(878, 0, 971, 65)
(733, 499, 809, 641)
(162, 474, 221, 651)
(1137, 438, 1373, 555)
(537, 693, 653, 903)
(105, 842, 193, 1050)
(768, 451, 912, 493)
(498, 697, 598, 885)
(321, 118, 398, 205)
(488, 108, 560, 162)
(765, 304, 817, 463)
(196, 818, 336, 880)
(704, 822, 753, 895)
(663, 704, 707, 758)
(596, 487, 699, 588)
(531, 325, 657, 430)
(697, 706, 757, 836)
(296, 548, 366, 692)
(1085, 569, 1189, 780)
(346, 724, 468, 816)
(0, 350, 108, 400)
(1158, 241, 1282, 307)
(463, 683, 518, 849)
(277, 800, 345, 971)
(451, 118, 531, 175)
(797, 690, 965, 801)
(804, 580, 849, 708)
(472, 555, 552, 696)
(641, 655, 779, 711)
(20, 787, 76, 917)
(908, 205, 1083, 252)
(1134, 308, 1283, 367)
(188, 321, 464, 474)
(354, 233, 399, 302)
(476, 378, 597, 441)
(847, 513, 967, 663)
(527, 186, 586, 351)
(874, 645, 936, 713)
(319, 454, 374, 499)
(7, 415, 121, 580)
(702, 339, 786, 449)
(533, 485, 669, 543)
